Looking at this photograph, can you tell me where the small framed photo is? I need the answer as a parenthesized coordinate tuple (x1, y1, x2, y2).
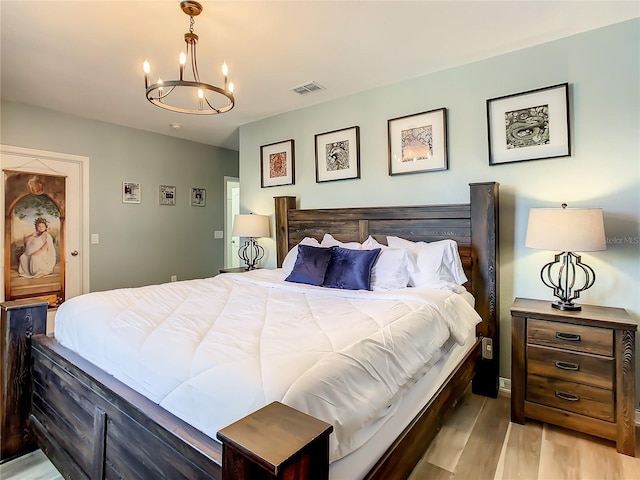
(388, 108, 448, 176)
(159, 185, 176, 205)
(191, 188, 206, 207)
(261, 139, 295, 188)
(122, 181, 141, 203)
(487, 83, 570, 165)
(315, 126, 360, 183)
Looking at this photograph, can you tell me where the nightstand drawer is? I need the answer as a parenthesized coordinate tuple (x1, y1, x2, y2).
(527, 374, 614, 422)
(527, 318, 613, 356)
(527, 345, 614, 389)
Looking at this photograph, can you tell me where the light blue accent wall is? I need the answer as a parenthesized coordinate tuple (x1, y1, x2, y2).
(239, 19, 640, 399)
(1, 100, 239, 291)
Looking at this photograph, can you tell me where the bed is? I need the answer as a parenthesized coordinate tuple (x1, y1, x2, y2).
(24, 181, 499, 479)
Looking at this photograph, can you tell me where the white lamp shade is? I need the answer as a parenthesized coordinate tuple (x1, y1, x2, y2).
(232, 214, 270, 238)
(525, 207, 606, 252)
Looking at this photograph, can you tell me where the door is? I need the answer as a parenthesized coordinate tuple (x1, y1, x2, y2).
(224, 177, 240, 268)
(1, 145, 89, 328)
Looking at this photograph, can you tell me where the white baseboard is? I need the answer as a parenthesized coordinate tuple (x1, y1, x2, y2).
(498, 376, 511, 396)
(499, 377, 640, 427)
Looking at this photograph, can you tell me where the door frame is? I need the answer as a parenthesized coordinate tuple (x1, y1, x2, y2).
(224, 176, 240, 268)
(0, 144, 90, 300)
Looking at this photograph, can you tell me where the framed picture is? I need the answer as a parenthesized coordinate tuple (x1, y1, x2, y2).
(122, 181, 141, 203)
(191, 188, 206, 207)
(261, 139, 295, 188)
(487, 83, 570, 165)
(315, 126, 360, 183)
(388, 108, 448, 176)
(159, 185, 176, 205)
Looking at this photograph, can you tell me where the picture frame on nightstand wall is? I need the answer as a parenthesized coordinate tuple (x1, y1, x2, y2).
(487, 83, 570, 165)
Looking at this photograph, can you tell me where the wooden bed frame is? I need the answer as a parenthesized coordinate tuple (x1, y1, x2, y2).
(18, 181, 498, 479)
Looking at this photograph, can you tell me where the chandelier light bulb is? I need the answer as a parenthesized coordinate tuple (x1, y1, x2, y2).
(198, 88, 204, 99)
(143, 60, 150, 74)
(229, 81, 235, 93)
(222, 62, 228, 77)
(179, 52, 187, 65)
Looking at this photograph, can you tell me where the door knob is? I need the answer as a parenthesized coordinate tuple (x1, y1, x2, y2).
(71, 250, 79, 256)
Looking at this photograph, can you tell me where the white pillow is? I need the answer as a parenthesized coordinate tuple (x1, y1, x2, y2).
(320, 233, 362, 250)
(282, 237, 321, 275)
(361, 236, 412, 290)
(386, 236, 468, 289)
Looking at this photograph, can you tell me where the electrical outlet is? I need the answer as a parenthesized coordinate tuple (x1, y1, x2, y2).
(214, 230, 223, 239)
(481, 337, 493, 360)
(170, 275, 177, 282)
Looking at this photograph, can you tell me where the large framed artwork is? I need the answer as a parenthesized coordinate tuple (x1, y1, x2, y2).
(261, 139, 295, 188)
(487, 83, 570, 165)
(4, 170, 66, 306)
(315, 126, 360, 183)
(388, 108, 448, 176)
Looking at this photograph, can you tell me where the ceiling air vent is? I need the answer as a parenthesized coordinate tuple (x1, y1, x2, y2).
(292, 81, 326, 96)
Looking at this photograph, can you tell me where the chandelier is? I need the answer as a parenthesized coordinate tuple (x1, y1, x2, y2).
(143, 1, 235, 115)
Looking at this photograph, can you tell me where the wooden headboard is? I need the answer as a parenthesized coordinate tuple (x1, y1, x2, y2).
(274, 181, 500, 396)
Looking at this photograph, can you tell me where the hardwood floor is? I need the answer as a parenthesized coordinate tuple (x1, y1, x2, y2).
(409, 391, 640, 480)
(2, 390, 639, 480)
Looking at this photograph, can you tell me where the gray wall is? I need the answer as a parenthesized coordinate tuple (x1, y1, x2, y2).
(1, 100, 239, 291)
(238, 20, 640, 402)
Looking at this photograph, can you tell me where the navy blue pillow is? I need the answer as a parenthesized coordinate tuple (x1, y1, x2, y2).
(323, 247, 381, 290)
(285, 244, 333, 286)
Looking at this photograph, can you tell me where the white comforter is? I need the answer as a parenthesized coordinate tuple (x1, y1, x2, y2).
(54, 269, 481, 461)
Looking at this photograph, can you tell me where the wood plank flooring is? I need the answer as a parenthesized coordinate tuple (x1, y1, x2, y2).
(2, 390, 639, 480)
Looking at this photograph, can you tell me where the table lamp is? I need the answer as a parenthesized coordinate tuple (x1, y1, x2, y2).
(525, 203, 606, 311)
(232, 214, 270, 270)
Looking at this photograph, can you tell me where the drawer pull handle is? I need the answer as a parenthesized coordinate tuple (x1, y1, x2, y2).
(555, 332, 581, 342)
(555, 391, 579, 402)
(555, 361, 579, 371)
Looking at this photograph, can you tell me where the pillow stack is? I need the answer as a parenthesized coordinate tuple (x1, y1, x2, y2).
(285, 243, 380, 290)
(282, 233, 468, 292)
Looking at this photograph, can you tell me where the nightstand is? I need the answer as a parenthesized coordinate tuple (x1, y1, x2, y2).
(217, 401, 333, 480)
(511, 297, 637, 456)
(219, 266, 254, 274)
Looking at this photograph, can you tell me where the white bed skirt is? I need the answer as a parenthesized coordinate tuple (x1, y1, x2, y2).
(329, 331, 476, 480)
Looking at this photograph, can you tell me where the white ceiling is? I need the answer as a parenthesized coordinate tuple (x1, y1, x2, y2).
(1, 1, 638, 151)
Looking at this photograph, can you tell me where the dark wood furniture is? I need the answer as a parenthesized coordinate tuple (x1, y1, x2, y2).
(219, 267, 257, 274)
(511, 297, 637, 457)
(217, 401, 333, 480)
(0, 299, 48, 463)
(22, 181, 498, 480)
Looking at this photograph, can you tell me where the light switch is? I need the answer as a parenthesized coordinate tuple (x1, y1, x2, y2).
(91, 233, 100, 245)
(214, 230, 224, 239)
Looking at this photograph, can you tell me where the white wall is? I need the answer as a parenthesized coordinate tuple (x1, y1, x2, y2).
(238, 19, 640, 401)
